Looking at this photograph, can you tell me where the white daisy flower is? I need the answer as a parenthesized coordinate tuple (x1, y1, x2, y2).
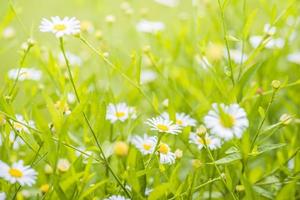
(140, 69, 157, 84)
(106, 103, 136, 123)
(0, 192, 6, 200)
(263, 23, 276, 35)
(58, 51, 82, 67)
(204, 103, 249, 140)
(287, 52, 300, 65)
(2, 26, 15, 39)
(9, 131, 25, 150)
(157, 143, 176, 165)
(154, 0, 179, 7)
(161, 112, 197, 127)
(0, 160, 37, 186)
(75, 146, 93, 163)
(39, 16, 80, 38)
(249, 36, 285, 49)
(8, 68, 42, 81)
(225, 49, 248, 64)
(131, 134, 157, 155)
(136, 20, 165, 34)
(104, 195, 129, 200)
(11, 114, 35, 133)
(189, 132, 221, 150)
(195, 55, 212, 70)
(145, 116, 181, 134)
(57, 158, 70, 172)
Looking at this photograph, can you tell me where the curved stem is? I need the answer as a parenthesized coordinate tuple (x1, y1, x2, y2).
(59, 38, 131, 198)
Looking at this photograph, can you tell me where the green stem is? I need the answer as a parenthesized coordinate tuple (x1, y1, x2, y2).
(249, 89, 277, 151)
(59, 38, 131, 198)
(203, 140, 238, 200)
(145, 133, 164, 169)
(217, 0, 235, 86)
(78, 36, 158, 114)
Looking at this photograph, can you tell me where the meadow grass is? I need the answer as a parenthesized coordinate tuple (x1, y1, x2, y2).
(0, 0, 300, 199)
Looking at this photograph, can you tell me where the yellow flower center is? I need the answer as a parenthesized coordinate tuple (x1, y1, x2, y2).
(14, 122, 25, 131)
(143, 143, 152, 151)
(9, 168, 23, 178)
(157, 124, 169, 132)
(198, 137, 211, 145)
(220, 113, 235, 128)
(54, 24, 66, 31)
(176, 119, 183, 125)
(158, 143, 169, 154)
(115, 111, 125, 118)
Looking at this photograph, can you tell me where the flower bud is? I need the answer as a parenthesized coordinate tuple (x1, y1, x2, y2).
(271, 80, 281, 90)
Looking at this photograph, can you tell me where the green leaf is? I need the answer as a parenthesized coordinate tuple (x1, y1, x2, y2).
(258, 106, 265, 118)
(215, 153, 242, 165)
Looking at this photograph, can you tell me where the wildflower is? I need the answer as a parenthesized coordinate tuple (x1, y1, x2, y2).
(104, 195, 129, 200)
(136, 20, 165, 34)
(140, 69, 157, 84)
(154, 0, 179, 7)
(225, 49, 248, 64)
(8, 68, 42, 81)
(192, 159, 203, 168)
(58, 51, 82, 67)
(114, 141, 129, 157)
(271, 80, 281, 90)
(57, 159, 70, 172)
(206, 43, 224, 61)
(131, 134, 157, 155)
(11, 114, 35, 133)
(40, 184, 50, 193)
(2, 26, 15, 39)
(279, 114, 293, 125)
(161, 112, 197, 127)
(249, 36, 284, 49)
(157, 143, 176, 164)
(263, 23, 276, 35)
(9, 132, 25, 150)
(0, 114, 6, 125)
(287, 52, 300, 65)
(67, 93, 76, 104)
(44, 164, 53, 174)
(39, 16, 80, 37)
(189, 132, 221, 150)
(80, 20, 94, 33)
(105, 15, 116, 24)
(0, 160, 37, 186)
(0, 192, 6, 200)
(195, 55, 212, 69)
(174, 149, 183, 159)
(204, 103, 249, 140)
(106, 102, 136, 123)
(54, 100, 71, 115)
(145, 116, 181, 134)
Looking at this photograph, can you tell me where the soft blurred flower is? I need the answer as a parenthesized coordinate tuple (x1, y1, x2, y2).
(106, 102, 136, 123)
(189, 132, 222, 150)
(154, 0, 179, 7)
(161, 112, 197, 127)
(174, 149, 183, 159)
(58, 51, 82, 67)
(249, 36, 285, 49)
(114, 141, 129, 157)
(44, 164, 53, 174)
(0, 192, 6, 200)
(140, 69, 157, 84)
(57, 159, 70, 172)
(287, 52, 300, 65)
(105, 15, 116, 24)
(104, 195, 129, 200)
(2, 27, 16, 39)
(8, 68, 42, 81)
(136, 20, 165, 34)
(40, 184, 50, 194)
